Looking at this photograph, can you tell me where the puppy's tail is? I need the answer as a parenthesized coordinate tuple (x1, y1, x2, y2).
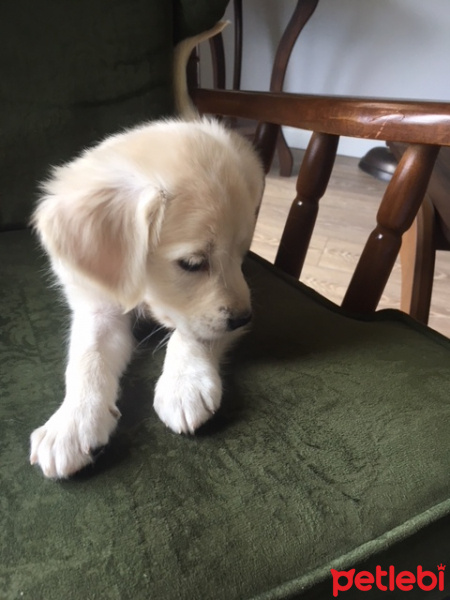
(173, 20, 229, 120)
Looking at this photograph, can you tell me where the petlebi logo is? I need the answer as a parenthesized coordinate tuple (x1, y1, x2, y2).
(330, 563, 446, 597)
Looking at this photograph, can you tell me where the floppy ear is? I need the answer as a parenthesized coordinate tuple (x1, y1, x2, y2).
(33, 174, 167, 310)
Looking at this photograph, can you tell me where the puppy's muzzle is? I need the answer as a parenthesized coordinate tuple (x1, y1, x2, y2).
(227, 311, 252, 332)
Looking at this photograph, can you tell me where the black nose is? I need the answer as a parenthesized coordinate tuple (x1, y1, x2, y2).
(227, 311, 252, 331)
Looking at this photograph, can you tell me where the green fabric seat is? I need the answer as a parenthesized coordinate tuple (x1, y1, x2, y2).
(1, 230, 449, 600)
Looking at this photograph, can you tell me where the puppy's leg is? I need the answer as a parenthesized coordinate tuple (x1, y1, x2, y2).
(30, 301, 134, 478)
(154, 330, 231, 434)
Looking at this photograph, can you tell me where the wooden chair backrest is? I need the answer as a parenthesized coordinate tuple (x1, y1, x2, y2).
(193, 89, 450, 313)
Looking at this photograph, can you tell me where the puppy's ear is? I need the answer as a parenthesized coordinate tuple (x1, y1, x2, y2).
(33, 175, 167, 310)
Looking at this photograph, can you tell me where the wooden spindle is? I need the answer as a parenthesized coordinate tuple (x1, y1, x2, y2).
(343, 143, 440, 313)
(275, 132, 339, 278)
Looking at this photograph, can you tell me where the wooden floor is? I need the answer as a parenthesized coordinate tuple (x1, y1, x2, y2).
(251, 151, 450, 338)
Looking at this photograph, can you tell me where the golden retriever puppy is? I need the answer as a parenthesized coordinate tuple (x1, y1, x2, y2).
(30, 24, 265, 478)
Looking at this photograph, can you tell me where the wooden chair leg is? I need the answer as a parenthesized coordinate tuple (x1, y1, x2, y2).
(400, 197, 436, 323)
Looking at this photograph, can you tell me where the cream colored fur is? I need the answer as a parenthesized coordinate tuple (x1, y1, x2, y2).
(30, 23, 264, 479)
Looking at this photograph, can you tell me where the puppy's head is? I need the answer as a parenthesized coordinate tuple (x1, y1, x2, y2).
(33, 119, 264, 341)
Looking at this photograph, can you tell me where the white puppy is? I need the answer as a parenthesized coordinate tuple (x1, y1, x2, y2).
(30, 23, 265, 478)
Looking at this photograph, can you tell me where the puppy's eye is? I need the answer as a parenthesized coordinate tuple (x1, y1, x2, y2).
(177, 257, 209, 273)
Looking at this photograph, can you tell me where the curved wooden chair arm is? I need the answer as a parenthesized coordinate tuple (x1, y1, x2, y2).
(193, 89, 450, 313)
(193, 89, 450, 145)
(269, 0, 319, 177)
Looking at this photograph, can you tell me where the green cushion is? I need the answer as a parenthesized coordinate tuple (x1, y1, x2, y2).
(174, 0, 230, 43)
(0, 0, 229, 231)
(1, 230, 450, 600)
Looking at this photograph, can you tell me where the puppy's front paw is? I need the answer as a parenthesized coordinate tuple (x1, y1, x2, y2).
(154, 363, 222, 434)
(30, 402, 120, 479)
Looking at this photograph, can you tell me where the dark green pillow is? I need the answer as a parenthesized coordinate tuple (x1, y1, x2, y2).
(0, 0, 229, 230)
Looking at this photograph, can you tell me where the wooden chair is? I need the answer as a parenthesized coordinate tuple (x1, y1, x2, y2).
(194, 89, 448, 313)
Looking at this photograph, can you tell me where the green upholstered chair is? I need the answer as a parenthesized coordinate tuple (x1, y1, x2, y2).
(2, 4, 450, 599)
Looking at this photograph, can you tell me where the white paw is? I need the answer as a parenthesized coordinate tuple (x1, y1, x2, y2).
(30, 402, 120, 479)
(154, 363, 222, 434)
